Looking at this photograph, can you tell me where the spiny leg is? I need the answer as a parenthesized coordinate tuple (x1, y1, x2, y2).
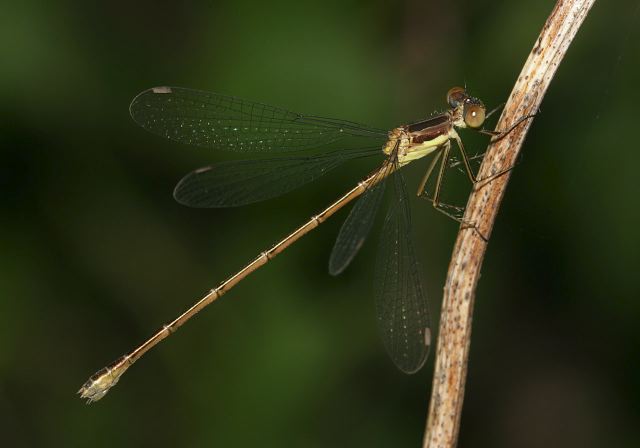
(417, 141, 477, 223)
(416, 147, 443, 198)
(474, 112, 538, 184)
(417, 143, 456, 216)
(453, 133, 478, 184)
(419, 137, 488, 240)
(428, 142, 470, 223)
(485, 102, 505, 120)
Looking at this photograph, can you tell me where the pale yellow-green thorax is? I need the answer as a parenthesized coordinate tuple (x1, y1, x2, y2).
(381, 85, 488, 168)
(383, 121, 461, 167)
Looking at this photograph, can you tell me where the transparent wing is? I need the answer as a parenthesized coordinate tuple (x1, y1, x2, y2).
(174, 148, 379, 208)
(328, 167, 388, 276)
(130, 86, 387, 152)
(374, 169, 431, 374)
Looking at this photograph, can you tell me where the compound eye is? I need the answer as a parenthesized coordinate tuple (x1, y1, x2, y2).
(447, 86, 467, 108)
(464, 104, 485, 128)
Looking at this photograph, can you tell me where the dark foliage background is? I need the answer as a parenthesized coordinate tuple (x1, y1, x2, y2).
(1, 1, 639, 447)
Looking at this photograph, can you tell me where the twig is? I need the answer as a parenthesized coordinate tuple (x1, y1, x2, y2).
(422, 1, 596, 447)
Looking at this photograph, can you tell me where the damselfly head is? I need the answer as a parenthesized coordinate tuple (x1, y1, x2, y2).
(447, 86, 486, 129)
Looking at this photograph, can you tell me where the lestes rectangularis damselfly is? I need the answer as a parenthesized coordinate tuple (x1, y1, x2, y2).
(79, 86, 500, 403)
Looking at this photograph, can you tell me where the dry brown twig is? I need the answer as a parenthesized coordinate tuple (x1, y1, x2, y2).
(422, 0, 597, 447)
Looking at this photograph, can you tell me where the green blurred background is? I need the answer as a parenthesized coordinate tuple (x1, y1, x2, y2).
(1, 0, 639, 446)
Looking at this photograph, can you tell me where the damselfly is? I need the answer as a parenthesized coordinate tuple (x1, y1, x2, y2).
(79, 86, 501, 403)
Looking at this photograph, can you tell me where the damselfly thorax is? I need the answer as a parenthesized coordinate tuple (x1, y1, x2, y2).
(385, 86, 488, 168)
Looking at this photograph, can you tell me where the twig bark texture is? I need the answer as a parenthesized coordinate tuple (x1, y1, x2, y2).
(422, 1, 596, 447)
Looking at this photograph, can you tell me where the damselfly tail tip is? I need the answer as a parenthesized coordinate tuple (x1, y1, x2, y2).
(77, 356, 131, 404)
(77, 379, 111, 404)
